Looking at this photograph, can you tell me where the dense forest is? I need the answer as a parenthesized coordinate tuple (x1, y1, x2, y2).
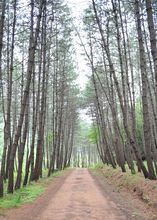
(0, 0, 157, 198)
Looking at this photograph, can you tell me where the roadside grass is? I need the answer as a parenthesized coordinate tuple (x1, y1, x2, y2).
(91, 160, 154, 177)
(90, 162, 104, 172)
(91, 162, 143, 187)
(0, 184, 45, 209)
(0, 168, 70, 210)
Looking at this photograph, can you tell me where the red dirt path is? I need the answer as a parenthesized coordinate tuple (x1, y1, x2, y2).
(1, 168, 147, 220)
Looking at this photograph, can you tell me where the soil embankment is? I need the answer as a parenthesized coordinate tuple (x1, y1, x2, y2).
(94, 165, 157, 220)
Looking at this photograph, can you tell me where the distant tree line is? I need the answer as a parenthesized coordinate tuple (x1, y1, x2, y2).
(71, 120, 101, 168)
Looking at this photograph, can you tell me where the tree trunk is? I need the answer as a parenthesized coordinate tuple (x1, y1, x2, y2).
(15, 97, 29, 189)
(135, 0, 156, 179)
(145, 0, 157, 102)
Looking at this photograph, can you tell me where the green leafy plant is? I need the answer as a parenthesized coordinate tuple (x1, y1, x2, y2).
(88, 126, 100, 144)
(132, 211, 140, 217)
(143, 195, 151, 203)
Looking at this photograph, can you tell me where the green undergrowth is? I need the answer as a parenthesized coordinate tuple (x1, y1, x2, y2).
(91, 162, 142, 186)
(0, 168, 70, 210)
(0, 184, 45, 209)
(90, 162, 104, 172)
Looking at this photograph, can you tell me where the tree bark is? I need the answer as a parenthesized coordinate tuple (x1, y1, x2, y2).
(135, 0, 156, 179)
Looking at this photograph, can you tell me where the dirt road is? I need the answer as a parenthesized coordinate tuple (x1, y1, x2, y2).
(2, 168, 145, 220)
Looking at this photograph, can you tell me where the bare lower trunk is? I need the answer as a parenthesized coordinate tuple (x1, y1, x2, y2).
(135, 0, 156, 179)
(15, 97, 29, 189)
